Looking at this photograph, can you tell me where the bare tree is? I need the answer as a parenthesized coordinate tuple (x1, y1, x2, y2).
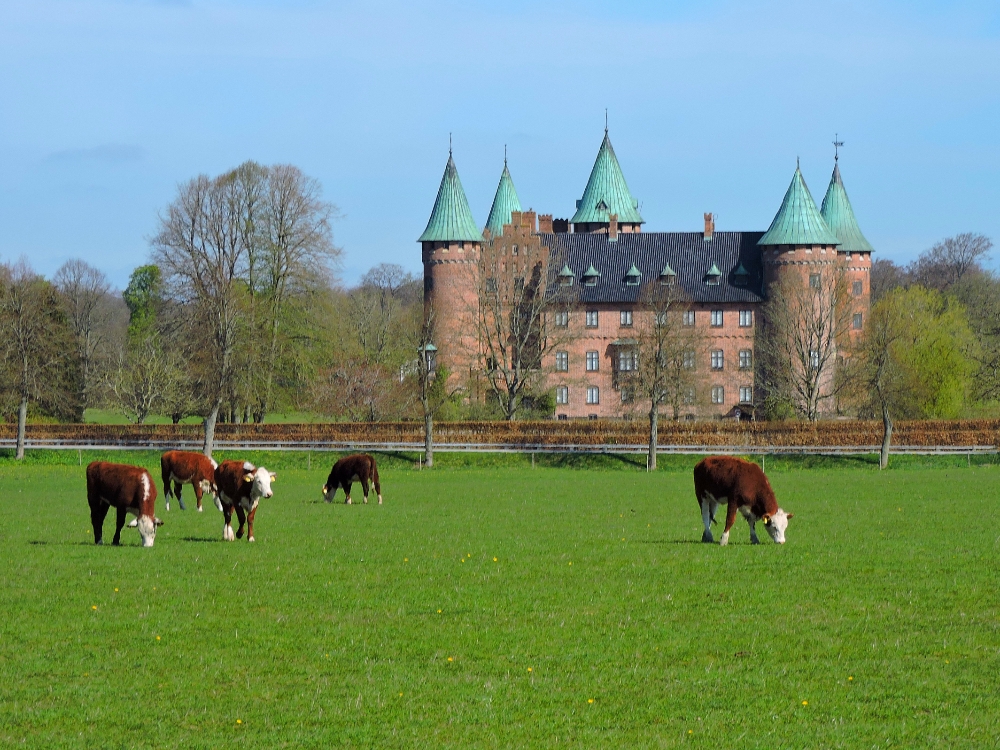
(412, 302, 461, 467)
(618, 281, 703, 469)
(0, 261, 75, 458)
(909, 233, 993, 291)
(106, 339, 186, 424)
(758, 267, 853, 421)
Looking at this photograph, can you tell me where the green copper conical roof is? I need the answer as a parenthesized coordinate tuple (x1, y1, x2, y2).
(484, 162, 522, 237)
(570, 132, 644, 225)
(418, 153, 482, 243)
(758, 165, 840, 247)
(820, 163, 874, 253)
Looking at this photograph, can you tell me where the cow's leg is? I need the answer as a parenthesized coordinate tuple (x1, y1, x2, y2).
(90, 499, 110, 545)
(235, 505, 247, 539)
(247, 506, 257, 543)
(222, 505, 235, 541)
(174, 481, 187, 511)
(111, 506, 128, 546)
(163, 478, 171, 512)
(361, 477, 370, 504)
(700, 495, 715, 543)
(344, 481, 352, 504)
(740, 506, 760, 544)
(719, 501, 739, 546)
(192, 481, 203, 512)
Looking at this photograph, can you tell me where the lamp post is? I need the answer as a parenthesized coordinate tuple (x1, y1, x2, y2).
(418, 342, 437, 467)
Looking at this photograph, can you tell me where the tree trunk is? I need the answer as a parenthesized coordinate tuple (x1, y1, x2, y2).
(424, 411, 434, 468)
(203, 401, 221, 458)
(880, 400, 893, 470)
(16, 396, 28, 460)
(648, 406, 658, 471)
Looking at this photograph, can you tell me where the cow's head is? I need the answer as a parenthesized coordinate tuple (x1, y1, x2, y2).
(761, 509, 793, 544)
(244, 467, 276, 500)
(321, 484, 334, 503)
(137, 515, 156, 547)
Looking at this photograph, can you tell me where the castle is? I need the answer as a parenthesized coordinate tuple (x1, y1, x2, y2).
(419, 131, 873, 419)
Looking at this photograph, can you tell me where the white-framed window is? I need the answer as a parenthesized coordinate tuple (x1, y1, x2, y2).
(618, 351, 637, 371)
(556, 386, 569, 405)
(586, 386, 600, 404)
(711, 350, 724, 370)
(586, 310, 599, 328)
(739, 310, 753, 327)
(683, 310, 695, 326)
(620, 309, 633, 327)
(683, 350, 695, 369)
(555, 351, 568, 371)
(739, 349, 753, 370)
(739, 386, 753, 404)
(554, 311, 569, 327)
(853, 280, 863, 296)
(711, 386, 725, 404)
(586, 351, 599, 371)
(853, 313, 863, 330)
(711, 310, 723, 327)
(810, 350, 821, 369)
(620, 387, 634, 403)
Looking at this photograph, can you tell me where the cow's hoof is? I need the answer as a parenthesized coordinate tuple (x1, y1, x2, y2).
(248, 536, 255, 543)
(236, 529, 244, 539)
(701, 531, 714, 543)
(719, 533, 730, 546)
(378, 496, 383, 505)
(750, 538, 760, 545)
(112, 540, 121, 546)
(363, 497, 368, 504)
(346, 498, 352, 505)
(178, 500, 187, 511)
(197, 506, 203, 513)
(165, 502, 171, 512)
(95, 539, 103, 545)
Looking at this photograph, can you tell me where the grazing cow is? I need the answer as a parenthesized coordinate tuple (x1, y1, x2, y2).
(322, 453, 382, 505)
(214, 460, 276, 542)
(694, 456, 793, 545)
(87, 461, 160, 547)
(160, 450, 218, 512)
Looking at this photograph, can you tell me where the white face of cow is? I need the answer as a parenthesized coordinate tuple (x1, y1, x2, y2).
(137, 515, 156, 547)
(764, 509, 792, 544)
(247, 467, 275, 501)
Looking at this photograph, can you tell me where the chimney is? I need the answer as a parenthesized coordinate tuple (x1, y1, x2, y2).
(538, 214, 553, 233)
(522, 210, 537, 232)
(703, 212, 714, 241)
(609, 213, 619, 242)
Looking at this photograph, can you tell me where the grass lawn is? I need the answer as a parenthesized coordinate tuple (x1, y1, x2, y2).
(0, 451, 998, 748)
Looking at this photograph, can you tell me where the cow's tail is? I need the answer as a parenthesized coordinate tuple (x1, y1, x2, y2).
(370, 455, 382, 502)
(160, 456, 174, 511)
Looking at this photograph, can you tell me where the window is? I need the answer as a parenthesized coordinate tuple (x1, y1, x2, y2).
(514, 277, 524, 293)
(555, 351, 568, 372)
(486, 278, 498, 293)
(618, 351, 637, 371)
(711, 386, 725, 404)
(683, 387, 696, 405)
(739, 349, 753, 370)
(586, 351, 600, 371)
(739, 386, 753, 404)
(586, 386, 600, 405)
(683, 350, 695, 369)
(739, 310, 753, 327)
(620, 310, 633, 327)
(554, 311, 569, 327)
(711, 310, 723, 327)
(556, 386, 568, 405)
(583, 274, 598, 287)
(853, 313, 863, 330)
(620, 387, 634, 404)
(853, 280, 863, 296)
(558, 413, 568, 420)
(683, 310, 696, 326)
(586, 310, 599, 328)
(809, 350, 820, 369)
(655, 311, 668, 326)
(711, 350, 724, 370)
(809, 273, 821, 289)
(560, 274, 573, 287)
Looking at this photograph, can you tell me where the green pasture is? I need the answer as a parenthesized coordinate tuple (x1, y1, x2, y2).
(1, 451, 998, 748)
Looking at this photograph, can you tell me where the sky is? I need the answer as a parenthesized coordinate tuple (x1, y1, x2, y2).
(1, 0, 998, 289)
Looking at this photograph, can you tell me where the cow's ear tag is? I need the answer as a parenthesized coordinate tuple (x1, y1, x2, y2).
(269, 473, 276, 482)
(762, 514, 771, 525)
(244, 473, 254, 483)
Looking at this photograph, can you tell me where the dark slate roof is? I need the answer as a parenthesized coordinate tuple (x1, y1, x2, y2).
(541, 231, 766, 303)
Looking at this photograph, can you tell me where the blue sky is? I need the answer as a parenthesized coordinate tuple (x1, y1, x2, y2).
(1, 0, 998, 288)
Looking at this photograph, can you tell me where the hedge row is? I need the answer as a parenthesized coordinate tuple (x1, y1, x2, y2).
(2, 420, 999, 447)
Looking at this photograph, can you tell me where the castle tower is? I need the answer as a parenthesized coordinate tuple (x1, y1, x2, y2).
(484, 159, 522, 238)
(418, 150, 482, 377)
(820, 159, 873, 340)
(571, 130, 643, 234)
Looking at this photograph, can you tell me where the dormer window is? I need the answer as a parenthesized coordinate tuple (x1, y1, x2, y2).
(660, 263, 676, 285)
(732, 262, 749, 287)
(558, 264, 575, 287)
(582, 263, 601, 287)
(624, 264, 641, 286)
(596, 199, 608, 213)
(705, 262, 722, 286)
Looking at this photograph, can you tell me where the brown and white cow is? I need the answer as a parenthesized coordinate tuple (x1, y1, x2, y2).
(214, 460, 276, 542)
(322, 453, 382, 505)
(694, 456, 793, 545)
(161, 450, 218, 512)
(87, 461, 160, 547)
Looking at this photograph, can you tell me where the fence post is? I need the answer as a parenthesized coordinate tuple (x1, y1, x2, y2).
(531, 452, 535, 469)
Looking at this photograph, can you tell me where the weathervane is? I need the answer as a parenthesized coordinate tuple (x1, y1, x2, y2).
(833, 133, 844, 162)
(605, 108, 608, 134)
(449, 132, 452, 156)
(504, 144, 507, 166)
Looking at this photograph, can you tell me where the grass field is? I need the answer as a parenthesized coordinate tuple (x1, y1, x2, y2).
(1, 451, 998, 748)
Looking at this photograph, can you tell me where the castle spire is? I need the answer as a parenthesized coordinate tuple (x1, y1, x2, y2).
(758, 164, 840, 246)
(484, 159, 522, 237)
(571, 130, 643, 228)
(417, 151, 481, 243)
(820, 160, 874, 253)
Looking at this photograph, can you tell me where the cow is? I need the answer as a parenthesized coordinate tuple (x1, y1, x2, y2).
(694, 456, 793, 545)
(86, 461, 161, 547)
(321, 453, 382, 505)
(160, 450, 218, 512)
(214, 460, 276, 542)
